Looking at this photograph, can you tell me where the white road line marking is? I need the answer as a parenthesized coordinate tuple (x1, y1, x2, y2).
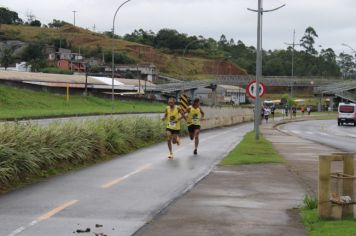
(306, 131, 314, 135)
(101, 164, 152, 188)
(291, 130, 301, 134)
(319, 132, 330, 136)
(7, 227, 25, 236)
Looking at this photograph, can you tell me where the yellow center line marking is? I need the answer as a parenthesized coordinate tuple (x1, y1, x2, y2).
(36, 200, 79, 222)
(101, 164, 152, 189)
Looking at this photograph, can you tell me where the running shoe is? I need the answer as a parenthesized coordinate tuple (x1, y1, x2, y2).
(168, 153, 173, 159)
(193, 149, 197, 155)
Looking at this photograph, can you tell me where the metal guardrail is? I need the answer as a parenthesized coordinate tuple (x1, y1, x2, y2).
(217, 75, 338, 87)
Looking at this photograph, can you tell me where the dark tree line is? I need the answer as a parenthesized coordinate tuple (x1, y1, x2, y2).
(0, 7, 71, 29)
(124, 27, 350, 77)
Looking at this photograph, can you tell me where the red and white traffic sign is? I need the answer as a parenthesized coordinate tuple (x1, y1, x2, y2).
(246, 80, 266, 99)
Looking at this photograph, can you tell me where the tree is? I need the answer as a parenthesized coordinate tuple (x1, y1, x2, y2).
(300, 26, 318, 55)
(30, 20, 41, 27)
(21, 43, 45, 61)
(218, 34, 228, 48)
(0, 7, 23, 24)
(319, 48, 340, 76)
(0, 48, 14, 70)
(104, 52, 136, 64)
(320, 48, 336, 63)
(48, 19, 69, 28)
(338, 53, 355, 78)
(154, 29, 188, 50)
(124, 29, 155, 46)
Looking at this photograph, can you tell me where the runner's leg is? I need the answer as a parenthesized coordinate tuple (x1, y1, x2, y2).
(166, 131, 173, 158)
(194, 129, 200, 149)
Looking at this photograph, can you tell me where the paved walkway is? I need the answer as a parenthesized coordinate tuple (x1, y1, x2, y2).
(136, 120, 339, 236)
(262, 121, 337, 196)
(136, 165, 307, 236)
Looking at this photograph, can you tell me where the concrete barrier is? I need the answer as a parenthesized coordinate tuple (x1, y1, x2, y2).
(199, 107, 253, 130)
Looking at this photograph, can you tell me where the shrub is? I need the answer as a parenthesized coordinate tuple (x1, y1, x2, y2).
(40, 67, 73, 75)
(303, 195, 318, 210)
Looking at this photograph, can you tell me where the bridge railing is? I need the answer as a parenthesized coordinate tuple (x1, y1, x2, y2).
(216, 75, 338, 87)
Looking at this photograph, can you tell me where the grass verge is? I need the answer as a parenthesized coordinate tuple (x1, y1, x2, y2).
(0, 117, 187, 193)
(0, 85, 164, 120)
(220, 131, 284, 165)
(301, 208, 356, 236)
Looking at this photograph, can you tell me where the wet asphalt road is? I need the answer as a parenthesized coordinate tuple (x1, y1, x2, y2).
(0, 123, 252, 236)
(280, 119, 356, 153)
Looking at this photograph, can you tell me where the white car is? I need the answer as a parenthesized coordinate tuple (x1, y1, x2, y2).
(338, 102, 356, 126)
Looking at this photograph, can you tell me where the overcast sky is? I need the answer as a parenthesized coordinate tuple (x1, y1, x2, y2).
(1, 0, 356, 54)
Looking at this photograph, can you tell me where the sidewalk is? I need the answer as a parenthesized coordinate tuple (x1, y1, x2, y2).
(136, 164, 307, 236)
(135, 120, 340, 236)
(261, 120, 337, 196)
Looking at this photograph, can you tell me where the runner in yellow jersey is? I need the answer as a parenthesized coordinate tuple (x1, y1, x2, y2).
(186, 98, 205, 155)
(162, 97, 185, 159)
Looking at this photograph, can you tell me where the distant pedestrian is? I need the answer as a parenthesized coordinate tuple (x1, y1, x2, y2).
(162, 97, 185, 159)
(186, 98, 205, 155)
(264, 107, 271, 123)
(284, 105, 289, 118)
(292, 107, 297, 118)
(271, 104, 275, 120)
(261, 106, 265, 124)
(307, 106, 311, 116)
(301, 106, 305, 116)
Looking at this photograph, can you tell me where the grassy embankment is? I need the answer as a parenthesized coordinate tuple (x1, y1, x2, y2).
(0, 24, 245, 80)
(220, 131, 284, 165)
(0, 85, 164, 120)
(0, 117, 188, 193)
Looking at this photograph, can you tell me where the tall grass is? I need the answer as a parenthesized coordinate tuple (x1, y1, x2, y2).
(0, 117, 178, 190)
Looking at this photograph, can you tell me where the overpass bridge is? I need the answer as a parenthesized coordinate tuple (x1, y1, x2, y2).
(155, 75, 340, 95)
(314, 80, 356, 103)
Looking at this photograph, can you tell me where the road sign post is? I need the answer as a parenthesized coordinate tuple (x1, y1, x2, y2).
(246, 80, 266, 99)
(246, 80, 266, 139)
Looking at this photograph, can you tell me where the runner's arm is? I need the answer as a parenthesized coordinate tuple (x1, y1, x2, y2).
(200, 108, 205, 119)
(179, 108, 187, 121)
(162, 109, 167, 121)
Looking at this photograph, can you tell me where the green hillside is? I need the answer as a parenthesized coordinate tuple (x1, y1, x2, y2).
(0, 24, 246, 80)
(0, 84, 164, 120)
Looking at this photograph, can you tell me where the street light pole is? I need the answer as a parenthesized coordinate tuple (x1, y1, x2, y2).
(341, 43, 356, 55)
(248, 0, 285, 140)
(285, 30, 301, 97)
(72, 10, 77, 26)
(181, 39, 199, 94)
(112, 0, 133, 112)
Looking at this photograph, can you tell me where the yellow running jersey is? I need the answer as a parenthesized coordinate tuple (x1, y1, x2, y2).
(166, 106, 181, 130)
(187, 106, 201, 126)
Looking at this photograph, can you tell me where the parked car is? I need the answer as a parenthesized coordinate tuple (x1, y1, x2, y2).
(338, 102, 356, 126)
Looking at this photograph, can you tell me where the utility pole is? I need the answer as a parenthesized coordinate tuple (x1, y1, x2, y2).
(285, 30, 301, 97)
(72, 10, 77, 26)
(248, 0, 285, 140)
